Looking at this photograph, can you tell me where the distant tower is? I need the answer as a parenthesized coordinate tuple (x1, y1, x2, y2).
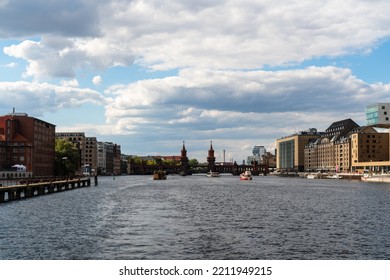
(207, 141, 216, 171)
(180, 141, 189, 175)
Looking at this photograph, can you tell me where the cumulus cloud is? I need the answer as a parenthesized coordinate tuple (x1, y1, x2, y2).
(1, 62, 17, 68)
(106, 66, 388, 117)
(0, 81, 106, 116)
(60, 79, 79, 87)
(3, 0, 390, 79)
(0, 0, 100, 37)
(101, 0, 390, 70)
(103, 67, 390, 143)
(2, 0, 390, 160)
(92, 75, 103, 86)
(4, 37, 136, 79)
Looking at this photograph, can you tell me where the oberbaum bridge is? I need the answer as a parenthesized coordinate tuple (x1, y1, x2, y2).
(128, 141, 270, 176)
(0, 142, 269, 203)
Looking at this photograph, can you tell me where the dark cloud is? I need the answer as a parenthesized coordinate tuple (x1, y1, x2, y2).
(0, 0, 100, 38)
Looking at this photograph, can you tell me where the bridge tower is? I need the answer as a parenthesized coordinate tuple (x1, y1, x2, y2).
(207, 141, 216, 171)
(180, 141, 189, 175)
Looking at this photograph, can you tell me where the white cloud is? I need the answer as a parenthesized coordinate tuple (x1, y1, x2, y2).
(60, 79, 79, 87)
(0, 0, 100, 37)
(101, 66, 390, 160)
(4, 37, 135, 80)
(105, 66, 389, 121)
(0, 81, 106, 116)
(2, 0, 390, 161)
(3, 0, 390, 79)
(1, 62, 17, 68)
(92, 75, 102, 86)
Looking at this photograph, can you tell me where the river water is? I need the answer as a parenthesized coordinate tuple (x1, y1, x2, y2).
(1, 175, 389, 260)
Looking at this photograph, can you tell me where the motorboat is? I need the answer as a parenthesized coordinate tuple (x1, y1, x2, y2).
(240, 170, 252, 180)
(206, 171, 220, 177)
(326, 174, 342, 179)
(306, 173, 318, 179)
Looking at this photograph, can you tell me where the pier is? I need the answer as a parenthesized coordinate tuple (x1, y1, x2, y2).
(0, 177, 92, 203)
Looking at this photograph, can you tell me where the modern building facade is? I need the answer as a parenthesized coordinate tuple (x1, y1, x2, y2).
(0, 112, 55, 177)
(276, 128, 321, 172)
(247, 145, 266, 164)
(366, 103, 390, 127)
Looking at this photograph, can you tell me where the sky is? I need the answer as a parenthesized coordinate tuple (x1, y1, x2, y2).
(1, 0, 390, 163)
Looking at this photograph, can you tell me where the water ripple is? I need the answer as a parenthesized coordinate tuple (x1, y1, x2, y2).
(1, 175, 389, 259)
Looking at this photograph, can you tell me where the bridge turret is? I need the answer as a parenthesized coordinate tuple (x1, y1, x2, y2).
(181, 141, 187, 159)
(207, 141, 216, 171)
(180, 141, 189, 175)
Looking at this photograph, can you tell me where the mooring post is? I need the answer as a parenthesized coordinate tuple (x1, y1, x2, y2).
(8, 190, 15, 201)
(0, 191, 5, 203)
(15, 189, 21, 200)
(38, 186, 45, 195)
(25, 186, 33, 198)
(94, 175, 98, 186)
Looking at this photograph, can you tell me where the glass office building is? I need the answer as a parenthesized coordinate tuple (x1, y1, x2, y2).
(366, 103, 390, 126)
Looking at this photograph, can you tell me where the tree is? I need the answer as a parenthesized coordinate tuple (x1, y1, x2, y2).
(146, 160, 157, 166)
(189, 159, 199, 166)
(54, 138, 81, 176)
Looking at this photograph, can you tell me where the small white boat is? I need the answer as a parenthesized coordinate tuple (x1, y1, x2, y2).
(306, 173, 318, 179)
(206, 171, 220, 177)
(240, 171, 252, 180)
(326, 174, 342, 179)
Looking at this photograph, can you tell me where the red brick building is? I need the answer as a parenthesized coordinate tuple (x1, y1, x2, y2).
(0, 113, 55, 177)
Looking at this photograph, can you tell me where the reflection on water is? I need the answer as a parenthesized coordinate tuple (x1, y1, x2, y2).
(1, 175, 389, 260)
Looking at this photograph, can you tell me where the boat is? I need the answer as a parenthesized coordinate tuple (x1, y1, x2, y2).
(361, 173, 390, 182)
(240, 170, 252, 180)
(153, 170, 167, 180)
(326, 174, 342, 179)
(206, 171, 220, 177)
(306, 173, 319, 179)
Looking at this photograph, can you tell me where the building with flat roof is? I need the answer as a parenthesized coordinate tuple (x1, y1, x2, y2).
(366, 103, 390, 127)
(276, 128, 322, 172)
(97, 142, 121, 175)
(0, 112, 55, 177)
(351, 128, 390, 172)
(85, 137, 97, 175)
(247, 145, 266, 164)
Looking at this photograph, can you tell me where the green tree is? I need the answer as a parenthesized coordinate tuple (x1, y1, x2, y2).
(189, 158, 199, 166)
(162, 159, 177, 165)
(54, 138, 81, 176)
(128, 156, 143, 165)
(146, 160, 157, 166)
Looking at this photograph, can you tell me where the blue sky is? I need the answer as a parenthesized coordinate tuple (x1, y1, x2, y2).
(1, 0, 390, 162)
